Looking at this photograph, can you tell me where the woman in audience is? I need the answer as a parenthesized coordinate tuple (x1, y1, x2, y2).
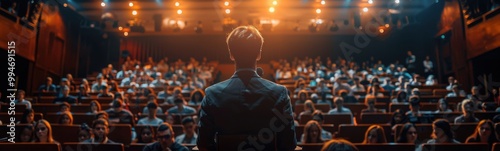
(302, 120, 324, 144)
(435, 98, 452, 113)
(299, 100, 319, 121)
(33, 119, 58, 143)
(296, 90, 309, 105)
(188, 89, 205, 105)
(109, 80, 122, 93)
(311, 111, 333, 140)
(81, 78, 91, 93)
(133, 126, 156, 144)
(361, 95, 384, 113)
(17, 125, 34, 142)
(465, 120, 498, 147)
(78, 123, 92, 142)
(425, 75, 436, 86)
(362, 125, 387, 144)
(321, 139, 359, 151)
(391, 91, 408, 103)
(165, 114, 175, 125)
(78, 85, 91, 100)
(18, 109, 36, 125)
(426, 119, 460, 143)
(88, 100, 102, 114)
(58, 111, 74, 125)
(397, 123, 420, 144)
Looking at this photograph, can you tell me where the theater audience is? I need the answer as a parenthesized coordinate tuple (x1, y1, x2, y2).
(362, 125, 387, 144)
(88, 100, 101, 114)
(167, 98, 197, 115)
(426, 119, 460, 143)
(465, 119, 498, 147)
(14, 90, 32, 109)
(301, 120, 324, 144)
(455, 99, 479, 123)
(58, 111, 73, 125)
(53, 86, 77, 104)
(138, 102, 164, 126)
(33, 119, 58, 143)
(435, 98, 453, 113)
(133, 126, 156, 144)
(396, 123, 420, 144)
(175, 117, 198, 144)
(361, 96, 384, 113)
(143, 123, 189, 151)
(38, 77, 57, 92)
(328, 97, 354, 124)
(321, 139, 359, 151)
(84, 118, 116, 143)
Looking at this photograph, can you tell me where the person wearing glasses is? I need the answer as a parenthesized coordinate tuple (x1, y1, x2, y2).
(84, 118, 116, 144)
(143, 123, 189, 151)
(33, 119, 58, 143)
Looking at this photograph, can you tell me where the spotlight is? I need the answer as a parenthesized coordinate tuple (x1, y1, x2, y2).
(90, 23, 95, 28)
(368, 0, 373, 4)
(175, 2, 180, 7)
(224, 1, 229, 6)
(132, 10, 137, 15)
(316, 8, 321, 14)
(177, 9, 182, 15)
(269, 7, 275, 13)
(129, 2, 133, 7)
(379, 29, 384, 33)
(321, 0, 325, 5)
(363, 7, 368, 12)
(119, 26, 123, 30)
(395, 0, 400, 4)
(225, 9, 230, 14)
(385, 24, 390, 27)
(63, 3, 68, 7)
(124, 32, 129, 36)
(273, 1, 278, 6)
(101, 2, 105, 7)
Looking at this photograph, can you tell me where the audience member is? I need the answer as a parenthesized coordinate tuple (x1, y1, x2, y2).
(465, 119, 498, 147)
(58, 111, 73, 125)
(435, 98, 453, 113)
(15, 90, 32, 109)
(328, 97, 354, 124)
(142, 96, 164, 115)
(426, 119, 460, 143)
(143, 123, 189, 151)
(53, 86, 77, 104)
(84, 118, 116, 143)
(312, 111, 333, 140)
(188, 89, 205, 105)
(38, 77, 57, 92)
(138, 102, 164, 126)
(33, 119, 58, 143)
(17, 125, 34, 142)
(301, 120, 324, 144)
(321, 139, 358, 151)
(392, 91, 408, 103)
(361, 96, 384, 113)
(106, 99, 135, 126)
(299, 100, 319, 121)
(455, 99, 479, 123)
(18, 108, 36, 125)
(362, 125, 387, 144)
(133, 126, 156, 144)
(167, 98, 196, 115)
(175, 117, 198, 144)
(78, 123, 92, 142)
(396, 123, 420, 144)
(88, 100, 101, 114)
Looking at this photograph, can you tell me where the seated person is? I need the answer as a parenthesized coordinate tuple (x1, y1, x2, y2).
(424, 119, 460, 144)
(322, 139, 359, 151)
(312, 111, 333, 140)
(301, 120, 324, 144)
(133, 126, 156, 144)
(33, 119, 58, 143)
(454, 99, 479, 123)
(78, 124, 92, 142)
(18, 125, 34, 142)
(97, 85, 114, 98)
(405, 96, 430, 124)
(361, 96, 384, 113)
(396, 123, 420, 145)
(91, 75, 107, 92)
(56, 102, 71, 114)
(143, 123, 189, 151)
(391, 91, 408, 103)
(157, 83, 170, 100)
(166, 98, 197, 115)
(350, 77, 366, 93)
(38, 77, 57, 92)
(435, 98, 453, 113)
(15, 90, 32, 109)
(366, 84, 384, 97)
(295, 90, 309, 105)
(362, 125, 387, 144)
(339, 90, 358, 103)
(447, 84, 466, 97)
(175, 117, 198, 144)
(465, 119, 498, 148)
(298, 100, 320, 121)
(188, 89, 205, 105)
(53, 86, 77, 104)
(83, 118, 117, 143)
(58, 111, 73, 125)
(138, 102, 164, 126)
(328, 97, 354, 124)
(106, 99, 135, 126)
(142, 96, 164, 115)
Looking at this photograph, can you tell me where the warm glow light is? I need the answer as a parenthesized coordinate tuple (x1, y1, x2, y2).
(63, 3, 68, 7)
(129, 2, 133, 7)
(118, 26, 123, 30)
(177, 9, 182, 15)
(175, 2, 180, 7)
(225, 9, 231, 14)
(321, 0, 325, 5)
(224, 1, 229, 6)
(385, 24, 390, 27)
(316, 8, 321, 14)
(395, 0, 400, 4)
(132, 10, 137, 15)
(379, 29, 385, 33)
(363, 7, 368, 12)
(101, 2, 105, 7)
(368, 0, 373, 4)
(272, 1, 278, 6)
(124, 32, 129, 36)
(269, 7, 275, 13)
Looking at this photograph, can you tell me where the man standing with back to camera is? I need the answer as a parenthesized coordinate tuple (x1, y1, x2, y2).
(197, 26, 296, 151)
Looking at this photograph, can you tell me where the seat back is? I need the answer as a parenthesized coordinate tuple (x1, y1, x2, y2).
(127, 144, 147, 151)
(45, 113, 96, 125)
(62, 142, 124, 151)
(337, 124, 391, 143)
(421, 143, 488, 151)
(51, 124, 81, 143)
(0, 112, 43, 123)
(295, 124, 334, 141)
(108, 124, 132, 145)
(353, 143, 415, 151)
(493, 142, 500, 151)
(0, 143, 60, 151)
(294, 104, 331, 115)
(323, 114, 352, 131)
(360, 113, 392, 124)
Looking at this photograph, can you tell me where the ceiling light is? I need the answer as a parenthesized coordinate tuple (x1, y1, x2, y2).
(225, 9, 231, 14)
(269, 7, 275, 13)
(316, 8, 321, 14)
(363, 7, 368, 12)
(224, 1, 229, 6)
(177, 9, 183, 15)
(129, 2, 133, 7)
(321, 0, 325, 5)
(273, 1, 278, 6)
(132, 10, 137, 15)
(124, 32, 129, 36)
(101, 2, 105, 7)
(379, 29, 384, 33)
(175, 2, 180, 7)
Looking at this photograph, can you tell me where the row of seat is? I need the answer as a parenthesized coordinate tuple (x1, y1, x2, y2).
(0, 142, 196, 151)
(291, 96, 466, 105)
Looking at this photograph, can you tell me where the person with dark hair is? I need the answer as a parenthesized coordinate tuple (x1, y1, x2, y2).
(188, 89, 205, 105)
(299, 100, 319, 121)
(58, 111, 73, 125)
(391, 91, 408, 103)
(175, 117, 197, 144)
(143, 123, 189, 151)
(88, 100, 101, 114)
(427, 119, 460, 143)
(97, 85, 114, 98)
(361, 95, 384, 113)
(33, 119, 58, 143)
(435, 98, 452, 113)
(362, 125, 387, 144)
(18, 108, 36, 125)
(106, 99, 135, 126)
(15, 90, 32, 109)
(78, 123, 92, 142)
(397, 123, 420, 144)
(53, 86, 77, 104)
(321, 139, 359, 151)
(406, 51, 416, 74)
(142, 96, 164, 115)
(301, 120, 324, 144)
(406, 96, 423, 124)
(167, 97, 196, 115)
(455, 99, 479, 123)
(197, 26, 296, 151)
(133, 126, 155, 144)
(465, 120, 498, 148)
(38, 77, 57, 92)
(312, 111, 333, 140)
(96, 111, 109, 120)
(328, 97, 354, 124)
(339, 89, 358, 103)
(17, 125, 34, 142)
(56, 102, 71, 114)
(390, 109, 406, 141)
(138, 102, 164, 125)
(84, 118, 116, 143)
(296, 89, 309, 105)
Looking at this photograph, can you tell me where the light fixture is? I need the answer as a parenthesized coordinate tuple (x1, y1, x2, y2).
(316, 8, 321, 14)
(177, 9, 182, 15)
(272, 1, 278, 6)
(269, 7, 275, 13)
(225, 8, 231, 14)
(129, 2, 133, 7)
(101, 2, 105, 7)
(385, 24, 390, 27)
(363, 7, 368, 12)
(368, 0, 373, 4)
(224, 1, 229, 6)
(395, 0, 400, 4)
(321, 0, 325, 5)
(175, 1, 180, 7)
(63, 3, 68, 7)
(124, 32, 129, 36)
(132, 10, 137, 15)
(379, 28, 384, 33)
(118, 26, 123, 30)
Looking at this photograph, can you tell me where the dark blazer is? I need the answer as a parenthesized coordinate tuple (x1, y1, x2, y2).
(38, 84, 57, 92)
(197, 70, 297, 151)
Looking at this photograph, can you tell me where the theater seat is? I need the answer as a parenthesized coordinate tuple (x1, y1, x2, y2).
(45, 113, 96, 125)
(107, 124, 132, 145)
(421, 143, 488, 151)
(62, 142, 124, 151)
(0, 143, 60, 151)
(354, 143, 415, 151)
(337, 124, 391, 143)
(51, 124, 81, 143)
(295, 124, 334, 141)
(359, 113, 392, 124)
(127, 143, 147, 151)
(0, 112, 43, 123)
